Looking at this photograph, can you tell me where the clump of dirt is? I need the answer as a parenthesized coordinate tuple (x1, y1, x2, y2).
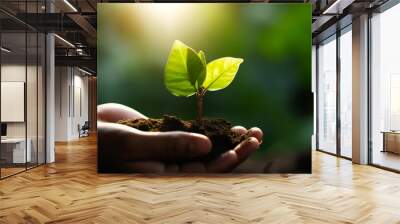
(118, 115, 247, 160)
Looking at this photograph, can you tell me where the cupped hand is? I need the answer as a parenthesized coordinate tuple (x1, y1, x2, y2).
(98, 103, 263, 173)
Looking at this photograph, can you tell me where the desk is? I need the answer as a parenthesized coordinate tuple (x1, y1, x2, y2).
(1, 138, 31, 163)
(382, 131, 400, 154)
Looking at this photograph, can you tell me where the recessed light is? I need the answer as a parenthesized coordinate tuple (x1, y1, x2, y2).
(78, 67, 92, 76)
(1, 47, 11, 53)
(63, 0, 78, 12)
(54, 34, 75, 48)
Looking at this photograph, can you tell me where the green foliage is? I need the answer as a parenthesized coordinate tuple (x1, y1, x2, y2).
(204, 57, 244, 91)
(164, 40, 204, 96)
(164, 40, 243, 97)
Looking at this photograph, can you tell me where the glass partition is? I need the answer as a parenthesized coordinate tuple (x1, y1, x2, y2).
(0, 2, 46, 179)
(1, 30, 28, 177)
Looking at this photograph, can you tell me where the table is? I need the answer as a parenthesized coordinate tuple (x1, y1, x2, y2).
(382, 131, 400, 154)
(1, 138, 31, 163)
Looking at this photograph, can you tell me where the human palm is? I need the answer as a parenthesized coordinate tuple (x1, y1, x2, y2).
(98, 103, 263, 173)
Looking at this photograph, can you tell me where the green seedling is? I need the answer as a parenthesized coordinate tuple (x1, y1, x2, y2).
(164, 40, 243, 121)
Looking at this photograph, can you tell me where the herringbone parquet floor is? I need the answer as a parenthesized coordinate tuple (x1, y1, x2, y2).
(1, 135, 400, 223)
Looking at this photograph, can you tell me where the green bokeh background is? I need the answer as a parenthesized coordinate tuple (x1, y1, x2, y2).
(98, 3, 312, 173)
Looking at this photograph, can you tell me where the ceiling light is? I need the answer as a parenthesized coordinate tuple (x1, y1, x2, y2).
(54, 34, 75, 48)
(78, 67, 92, 76)
(63, 0, 78, 12)
(76, 48, 86, 55)
(1, 47, 11, 53)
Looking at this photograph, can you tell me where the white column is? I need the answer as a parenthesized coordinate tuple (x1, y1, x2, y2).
(352, 14, 369, 164)
(45, 0, 56, 163)
(46, 32, 55, 163)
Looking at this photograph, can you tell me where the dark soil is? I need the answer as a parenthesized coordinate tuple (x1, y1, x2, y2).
(118, 115, 248, 160)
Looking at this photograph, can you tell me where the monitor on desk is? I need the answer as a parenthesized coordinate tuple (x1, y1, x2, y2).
(1, 123, 7, 138)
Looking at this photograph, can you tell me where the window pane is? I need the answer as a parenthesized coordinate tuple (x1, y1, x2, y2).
(340, 28, 352, 158)
(318, 36, 337, 154)
(371, 4, 400, 171)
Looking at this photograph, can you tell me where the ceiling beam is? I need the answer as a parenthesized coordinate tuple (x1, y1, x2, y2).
(322, 0, 356, 15)
(55, 55, 96, 73)
(67, 13, 97, 45)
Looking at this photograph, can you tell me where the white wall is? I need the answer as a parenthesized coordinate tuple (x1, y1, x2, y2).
(1, 65, 40, 138)
(72, 73, 89, 138)
(55, 66, 69, 141)
(55, 67, 89, 141)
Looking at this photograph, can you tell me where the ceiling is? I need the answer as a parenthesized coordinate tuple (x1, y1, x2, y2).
(311, 0, 390, 43)
(1, 0, 392, 73)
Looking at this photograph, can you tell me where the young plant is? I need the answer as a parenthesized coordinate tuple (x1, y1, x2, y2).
(164, 40, 243, 121)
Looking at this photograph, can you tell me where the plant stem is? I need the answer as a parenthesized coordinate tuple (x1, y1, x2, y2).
(196, 89, 204, 121)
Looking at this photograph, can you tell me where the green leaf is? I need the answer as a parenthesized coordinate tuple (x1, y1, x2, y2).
(164, 40, 205, 97)
(196, 50, 207, 88)
(198, 50, 206, 65)
(187, 49, 205, 87)
(203, 57, 244, 91)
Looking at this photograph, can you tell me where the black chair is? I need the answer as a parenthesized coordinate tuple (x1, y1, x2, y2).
(79, 121, 90, 138)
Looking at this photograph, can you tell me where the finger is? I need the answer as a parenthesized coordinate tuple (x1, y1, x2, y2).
(206, 137, 260, 173)
(248, 127, 263, 143)
(234, 137, 260, 163)
(206, 150, 238, 173)
(130, 131, 212, 162)
(119, 161, 165, 173)
(180, 162, 206, 173)
(231, 126, 247, 135)
(99, 123, 212, 162)
(97, 103, 147, 123)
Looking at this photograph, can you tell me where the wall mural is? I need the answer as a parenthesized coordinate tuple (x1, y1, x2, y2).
(97, 3, 312, 173)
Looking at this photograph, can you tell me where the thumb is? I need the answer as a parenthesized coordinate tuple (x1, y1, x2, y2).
(127, 131, 212, 162)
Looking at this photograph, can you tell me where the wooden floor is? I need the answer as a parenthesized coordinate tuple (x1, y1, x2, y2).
(1, 167, 26, 178)
(1, 135, 400, 223)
